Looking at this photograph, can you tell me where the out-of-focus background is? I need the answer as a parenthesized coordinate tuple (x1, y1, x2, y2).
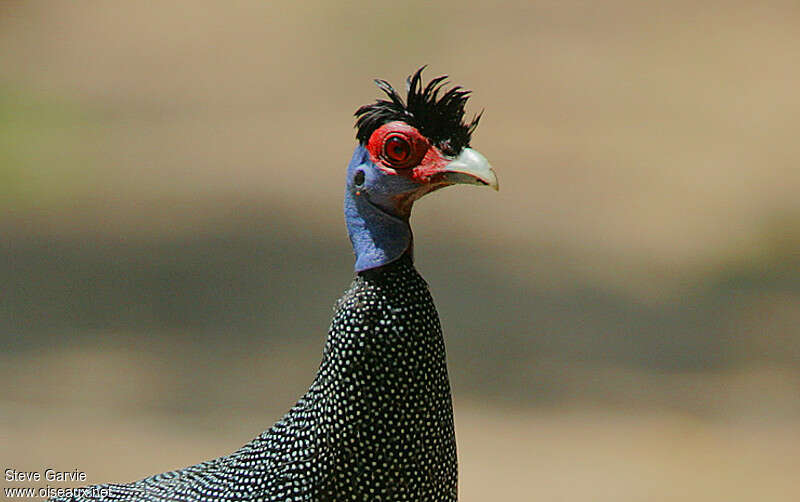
(2, 1, 799, 500)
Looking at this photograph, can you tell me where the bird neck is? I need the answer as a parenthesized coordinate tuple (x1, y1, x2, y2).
(312, 251, 456, 498)
(344, 148, 413, 273)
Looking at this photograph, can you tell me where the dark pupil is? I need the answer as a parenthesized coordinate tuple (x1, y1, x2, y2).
(386, 136, 410, 163)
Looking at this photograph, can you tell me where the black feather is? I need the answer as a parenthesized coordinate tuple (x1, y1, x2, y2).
(355, 67, 481, 156)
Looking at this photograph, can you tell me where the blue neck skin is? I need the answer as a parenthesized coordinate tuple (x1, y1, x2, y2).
(344, 146, 414, 273)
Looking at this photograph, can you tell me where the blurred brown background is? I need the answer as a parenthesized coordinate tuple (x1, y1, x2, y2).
(2, 1, 799, 500)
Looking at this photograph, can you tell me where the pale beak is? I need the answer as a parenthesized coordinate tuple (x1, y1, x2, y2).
(439, 148, 499, 191)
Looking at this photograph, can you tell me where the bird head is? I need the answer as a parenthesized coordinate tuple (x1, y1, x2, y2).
(345, 67, 498, 272)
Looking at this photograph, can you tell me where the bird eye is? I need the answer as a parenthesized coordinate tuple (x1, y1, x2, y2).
(383, 134, 412, 166)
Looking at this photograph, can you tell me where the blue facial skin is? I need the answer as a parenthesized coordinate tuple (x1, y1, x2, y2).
(344, 145, 422, 272)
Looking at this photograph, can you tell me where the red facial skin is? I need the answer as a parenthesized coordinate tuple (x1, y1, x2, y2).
(364, 121, 463, 216)
(365, 122, 450, 184)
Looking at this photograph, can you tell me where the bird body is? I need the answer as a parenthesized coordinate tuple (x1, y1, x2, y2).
(51, 68, 496, 502)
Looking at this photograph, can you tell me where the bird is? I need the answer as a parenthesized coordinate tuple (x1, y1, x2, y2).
(51, 67, 497, 502)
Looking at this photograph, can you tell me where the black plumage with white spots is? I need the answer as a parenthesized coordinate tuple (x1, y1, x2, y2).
(52, 254, 456, 502)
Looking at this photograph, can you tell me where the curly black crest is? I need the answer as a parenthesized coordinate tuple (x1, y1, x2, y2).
(355, 67, 482, 157)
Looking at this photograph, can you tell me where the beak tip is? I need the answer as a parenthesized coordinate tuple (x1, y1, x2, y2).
(484, 166, 499, 192)
(481, 171, 499, 191)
